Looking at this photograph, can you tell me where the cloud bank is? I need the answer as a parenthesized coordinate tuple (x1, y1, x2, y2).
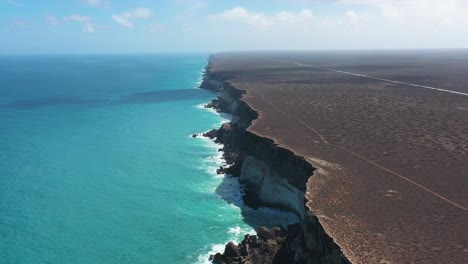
(202, 1, 468, 50)
(5, 0, 468, 53)
(211, 7, 315, 28)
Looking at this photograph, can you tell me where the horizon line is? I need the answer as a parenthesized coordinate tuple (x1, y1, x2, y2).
(2, 47, 468, 56)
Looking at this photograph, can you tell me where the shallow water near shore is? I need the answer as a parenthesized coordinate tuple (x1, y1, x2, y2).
(0, 54, 298, 264)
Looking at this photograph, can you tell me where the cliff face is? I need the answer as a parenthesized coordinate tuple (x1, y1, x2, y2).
(201, 61, 349, 264)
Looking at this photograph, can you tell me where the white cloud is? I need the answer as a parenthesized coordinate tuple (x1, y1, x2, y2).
(86, 0, 100, 6)
(174, 0, 206, 13)
(65, 15, 95, 33)
(112, 7, 153, 28)
(345, 10, 359, 22)
(112, 15, 132, 28)
(45, 15, 61, 27)
(213, 7, 270, 28)
(203, 2, 468, 50)
(4, 0, 24, 6)
(211, 7, 314, 28)
(334, 0, 468, 39)
(335, 0, 468, 25)
(339, 10, 360, 27)
(85, 0, 111, 8)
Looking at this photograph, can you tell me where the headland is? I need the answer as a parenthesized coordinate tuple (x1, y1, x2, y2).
(201, 50, 468, 264)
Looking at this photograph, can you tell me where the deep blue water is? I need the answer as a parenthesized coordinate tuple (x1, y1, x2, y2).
(0, 54, 297, 264)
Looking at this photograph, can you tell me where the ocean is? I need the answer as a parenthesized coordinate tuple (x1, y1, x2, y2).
(0, 54, 298, 264)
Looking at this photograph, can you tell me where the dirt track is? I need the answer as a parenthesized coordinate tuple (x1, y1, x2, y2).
(210, 51, 468, 263)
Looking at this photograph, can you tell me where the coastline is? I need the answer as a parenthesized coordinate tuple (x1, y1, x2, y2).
(193, 78, 299, 264)
(193, 97, 253, 264)
(198, 56, 349, 264)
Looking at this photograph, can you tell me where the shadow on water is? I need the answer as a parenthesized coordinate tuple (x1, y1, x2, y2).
(2, 86, 299, 229)
(120, 89, 209, 104)
(215, 174, 300, 229)
(1, 89, 211, 109)
(2, 96, 105, 108)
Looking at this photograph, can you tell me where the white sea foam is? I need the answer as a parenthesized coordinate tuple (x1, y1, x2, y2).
(192, 100, 233, 177)
(195, 103, 233, 125)
(196, 243, 226, 264)
(191, 133, 226, 178)
(193, 98, 299, 263)
(193, 68, 206, 89)
(196, 103, 217, 115)
(228, 225, 255, 237)
(193, 101, 248, 263)
(195, 225, 255, 264)
(193, 137, 300, 263)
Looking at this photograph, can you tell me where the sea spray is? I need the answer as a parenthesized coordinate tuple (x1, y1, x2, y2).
(191, 107, 256, 263)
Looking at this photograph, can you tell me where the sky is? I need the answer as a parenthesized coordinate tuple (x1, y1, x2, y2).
(1, 0, 468, 54)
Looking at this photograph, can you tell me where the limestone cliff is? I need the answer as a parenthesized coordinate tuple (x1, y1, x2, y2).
(201, 59, 349, 264)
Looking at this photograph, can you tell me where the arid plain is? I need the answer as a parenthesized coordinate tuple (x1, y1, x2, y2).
(209, 51, 468, 263)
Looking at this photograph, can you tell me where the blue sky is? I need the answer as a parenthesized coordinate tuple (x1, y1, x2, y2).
(1, 0, 467, 54)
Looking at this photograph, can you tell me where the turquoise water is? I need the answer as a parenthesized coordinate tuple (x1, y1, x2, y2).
(0, 55, 297, 264)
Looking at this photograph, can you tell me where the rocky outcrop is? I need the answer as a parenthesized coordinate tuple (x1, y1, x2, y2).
(211, 221, 347, 264)
(210, 226, 289, 264)
(201, 58, 349, 264)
